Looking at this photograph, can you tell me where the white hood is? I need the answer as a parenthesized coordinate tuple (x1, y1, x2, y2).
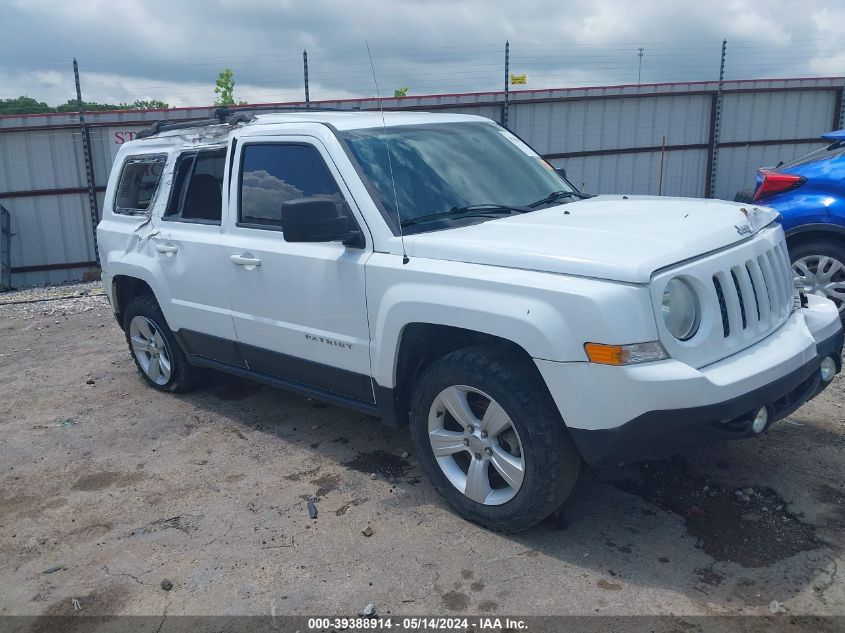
(401, 195, 779, 284)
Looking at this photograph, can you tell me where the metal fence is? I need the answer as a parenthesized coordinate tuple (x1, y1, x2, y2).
(1, 76, 843, 287)
(0, 205, 10, 291)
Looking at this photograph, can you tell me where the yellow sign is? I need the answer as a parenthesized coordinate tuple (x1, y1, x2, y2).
(510, 74, 527, 85)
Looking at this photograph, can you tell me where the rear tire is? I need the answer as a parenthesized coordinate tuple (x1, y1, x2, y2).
(789, 237, 845, 322)
(734, 189, 754, 203)
(123, 294, 202, 393)
(409, 345, 581, 532)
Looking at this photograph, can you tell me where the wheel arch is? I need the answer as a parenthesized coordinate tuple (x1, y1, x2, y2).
(111, 274, 157, 329)
(785, 224, 845, 253)
(378, 322, 552, 427)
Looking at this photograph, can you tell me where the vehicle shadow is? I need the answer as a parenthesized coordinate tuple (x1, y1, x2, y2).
(178, 371, 844, 612)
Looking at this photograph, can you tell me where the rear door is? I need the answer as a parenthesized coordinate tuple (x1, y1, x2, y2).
(225, 136, 373, 402)
(153, 146, 245, 366)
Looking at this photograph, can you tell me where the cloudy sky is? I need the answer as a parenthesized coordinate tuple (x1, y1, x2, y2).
(1, 0, 843, 109)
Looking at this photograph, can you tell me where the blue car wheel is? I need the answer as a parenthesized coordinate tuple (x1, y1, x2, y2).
(789, 237, 845, 318)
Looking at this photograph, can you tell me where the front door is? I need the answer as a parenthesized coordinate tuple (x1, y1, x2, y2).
(225, 137, 373, 402)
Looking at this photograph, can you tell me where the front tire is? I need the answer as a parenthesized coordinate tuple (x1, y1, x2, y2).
(409, 346, 581, 532)
(790, 237, 845, 321)
(123, 294, 202, 393)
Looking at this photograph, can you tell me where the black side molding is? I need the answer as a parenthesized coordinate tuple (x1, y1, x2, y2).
(188, 355, 380, 417)
(239, 341, 374, 404)
(173, 327, 378, 411)
(175, 329, 247, 368)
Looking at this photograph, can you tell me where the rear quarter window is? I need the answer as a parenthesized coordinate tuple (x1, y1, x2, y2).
(113, 154, 167, 215)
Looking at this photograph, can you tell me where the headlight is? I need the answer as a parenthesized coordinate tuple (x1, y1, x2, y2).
(662, 277, 700, 340)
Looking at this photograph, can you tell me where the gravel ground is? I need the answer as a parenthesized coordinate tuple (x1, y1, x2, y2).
(1, 282, 844, 620)
(0, 281, 106, 318)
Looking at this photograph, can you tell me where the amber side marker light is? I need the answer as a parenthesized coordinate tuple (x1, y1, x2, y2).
(584, 342, 669, 366)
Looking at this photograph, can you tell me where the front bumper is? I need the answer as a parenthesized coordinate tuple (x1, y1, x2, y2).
(536, 297, 843, 467)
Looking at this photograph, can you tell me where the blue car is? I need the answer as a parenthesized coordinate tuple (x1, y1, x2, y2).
(737, 130, 845, 320)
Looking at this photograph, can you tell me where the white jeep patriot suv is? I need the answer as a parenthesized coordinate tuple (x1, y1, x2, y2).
(98, 108, 843, 531)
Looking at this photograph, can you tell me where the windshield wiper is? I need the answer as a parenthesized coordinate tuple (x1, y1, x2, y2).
(400, 204, 528, 228)
(528, 190, 594, 208)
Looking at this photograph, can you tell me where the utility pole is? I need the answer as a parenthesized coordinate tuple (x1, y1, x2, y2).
(839, 83, 845, 130)
(502, 40, 510, 128)
(658, 134, 666, 195)
(707, 39, 727, 198)
(303, 50, 310, 110)
(637, 48, 644, 85)
(73, 58, 100, 265)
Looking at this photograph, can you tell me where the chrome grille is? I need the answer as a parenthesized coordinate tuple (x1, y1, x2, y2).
(711, 240, 794, 339)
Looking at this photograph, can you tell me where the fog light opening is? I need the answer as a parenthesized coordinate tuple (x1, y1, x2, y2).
(820, 356, 836, 383)
(751, 407, 769, 434)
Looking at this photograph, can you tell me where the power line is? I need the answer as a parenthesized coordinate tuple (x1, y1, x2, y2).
(1, 38, 843, 113)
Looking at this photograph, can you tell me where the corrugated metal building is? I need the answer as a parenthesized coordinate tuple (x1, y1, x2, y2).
(1, 77, 843, 287)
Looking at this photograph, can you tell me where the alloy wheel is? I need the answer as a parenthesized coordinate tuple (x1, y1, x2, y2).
(427, 385, 525, 505)
(793, 255, 845, 313)
(129, 315, 173, 385)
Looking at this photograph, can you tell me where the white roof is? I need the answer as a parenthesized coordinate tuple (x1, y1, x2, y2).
(122, 111, 489, 154)
(247, 110, 487, 131)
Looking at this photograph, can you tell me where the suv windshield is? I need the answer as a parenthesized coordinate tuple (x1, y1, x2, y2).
(340, 122, 573, 233)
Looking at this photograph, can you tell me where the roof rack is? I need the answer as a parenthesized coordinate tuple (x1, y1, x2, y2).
(136, 104, 361, 139)
(136, 118, 223, 139)
(214, 104, 360, 117)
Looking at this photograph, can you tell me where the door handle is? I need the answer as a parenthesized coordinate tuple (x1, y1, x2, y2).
(230, 254, 262, 267)
(154, 242, 179, 254)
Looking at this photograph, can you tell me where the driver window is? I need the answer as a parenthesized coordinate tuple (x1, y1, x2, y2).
(239, 144, 342, 229)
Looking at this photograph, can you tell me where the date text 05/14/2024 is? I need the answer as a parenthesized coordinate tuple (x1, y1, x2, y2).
(306, 617, 528, 630)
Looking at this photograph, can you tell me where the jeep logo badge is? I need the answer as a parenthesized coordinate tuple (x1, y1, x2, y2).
(735, 224, 753, 236)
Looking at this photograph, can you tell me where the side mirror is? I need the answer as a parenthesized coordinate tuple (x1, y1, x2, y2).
(555, 167, 567, 179)
(280, 198, 364, 247)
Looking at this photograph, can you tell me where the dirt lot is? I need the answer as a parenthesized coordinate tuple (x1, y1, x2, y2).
(1, 282, 844, 619)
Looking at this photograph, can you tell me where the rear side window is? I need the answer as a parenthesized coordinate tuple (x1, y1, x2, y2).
(114, 155, 166, 215)
(239, 144, 343, 228)
(164, 148, 226, 223)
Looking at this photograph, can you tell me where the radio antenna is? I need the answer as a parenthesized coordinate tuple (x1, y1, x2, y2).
(366, 41, 408, 264)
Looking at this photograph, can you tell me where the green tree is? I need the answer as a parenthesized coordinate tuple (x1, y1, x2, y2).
(0, 95, 170, 115)
(214, 69, 246, 106)
(0, 96, 53, 115)
(393, 86, 409, 97)
(120, 99, 170, 110)
(55, 100, 123, 112)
